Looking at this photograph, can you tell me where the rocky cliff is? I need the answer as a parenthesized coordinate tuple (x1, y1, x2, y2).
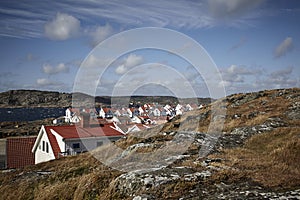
(0, 90, 72, 108)
(0, 88, 299, 199)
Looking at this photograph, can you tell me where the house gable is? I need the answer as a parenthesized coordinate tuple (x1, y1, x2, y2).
(32, 125, 59, 164)
(45, 127, 62, 158)
(49, 128, 66, 154)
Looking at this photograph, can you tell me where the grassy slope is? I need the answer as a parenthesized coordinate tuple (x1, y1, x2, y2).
(0, 88, 299, 199)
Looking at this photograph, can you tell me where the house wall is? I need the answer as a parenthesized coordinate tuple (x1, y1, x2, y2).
(131, 116, 142, 123)
(65, 136, 122, 155)
(65, 108, 71, 122)
(153, 108, 161, 117)
(35, 129, 55, 164)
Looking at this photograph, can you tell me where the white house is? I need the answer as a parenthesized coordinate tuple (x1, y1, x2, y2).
(163, 104, 172, 116)
(130, 115, 142, 124)
(138, 106, 145, 116)
(114, 109, 121, 117)
(175, 104, 183, 115)
(152, 108, 161, 117)
(98, 108, 106, 118)
(185, 104, 193, 111)
(32, 118, 124, 164)
(127, 108, 133, 118)
(65, 108, 80, 123)
(65, 108, 72, 122)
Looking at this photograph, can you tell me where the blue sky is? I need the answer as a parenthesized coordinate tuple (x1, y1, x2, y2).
(0, 0, 299, 98)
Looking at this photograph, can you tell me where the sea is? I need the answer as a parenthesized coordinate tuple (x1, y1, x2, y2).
(0, 107, 66, 122)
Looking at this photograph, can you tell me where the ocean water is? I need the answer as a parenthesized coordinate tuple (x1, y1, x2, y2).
(0, 107, 66, 122)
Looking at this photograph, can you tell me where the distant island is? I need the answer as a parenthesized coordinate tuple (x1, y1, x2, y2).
(0, 90, 212, 108)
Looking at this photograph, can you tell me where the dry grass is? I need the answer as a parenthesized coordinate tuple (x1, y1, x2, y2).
(0, 153, 122, 200)
(159, 88, 297, 134)
(214, 127, 300, 189)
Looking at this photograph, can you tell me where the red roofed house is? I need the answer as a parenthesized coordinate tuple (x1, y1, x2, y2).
(32, 114, 125, 164)
(6, 137, 36, 168)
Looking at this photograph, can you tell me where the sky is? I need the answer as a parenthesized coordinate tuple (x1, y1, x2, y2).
(0, 0, 299, 98)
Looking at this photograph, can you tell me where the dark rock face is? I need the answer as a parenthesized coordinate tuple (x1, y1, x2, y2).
(227, 91, 265, 107)
(0, 90, 72, 108)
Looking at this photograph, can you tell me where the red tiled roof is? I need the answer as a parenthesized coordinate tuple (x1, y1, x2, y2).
(140, 116, 150, 119)
(45, 123, 124, 139)
(6, 137, 36, 169)
(44, 126, 61, 159)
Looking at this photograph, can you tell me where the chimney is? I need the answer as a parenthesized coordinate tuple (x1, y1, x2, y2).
(80, 112, 90, 128)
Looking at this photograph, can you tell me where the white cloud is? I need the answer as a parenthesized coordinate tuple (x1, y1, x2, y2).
(0, 0, 272, 39)
(219, 65, 262, 93)
(124, 54, 144, 68)
(115, 65, 126, 75)
(115, 54, 144, 74)
(219, 80, 232, 87)
(84, 54, 113, 69)
(36, 78, 71, 91)
(219, 65, 299, 95)
(208, 0, 265, 18)
(44, 12, 80, 40)
(220, 65, 259, 84)
(42, 63, 69, 75)
(256, 67, 298, 89)
(226, 65, 255, 75)
(89, 24, 114, 46)
(36, 78, 54, 86)
(274, 37, 294, 58)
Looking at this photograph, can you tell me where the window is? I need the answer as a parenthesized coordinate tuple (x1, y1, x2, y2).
(46, 142, 49, 153)
(42, 141, 45, 151)
(97, 141, 103, 147)
(72, 143, 80, 149)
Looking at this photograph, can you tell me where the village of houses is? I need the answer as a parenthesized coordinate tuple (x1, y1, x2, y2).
(0, 101, 204, 169)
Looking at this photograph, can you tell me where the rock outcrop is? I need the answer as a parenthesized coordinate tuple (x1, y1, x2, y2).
(0, 90, 72, 108)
